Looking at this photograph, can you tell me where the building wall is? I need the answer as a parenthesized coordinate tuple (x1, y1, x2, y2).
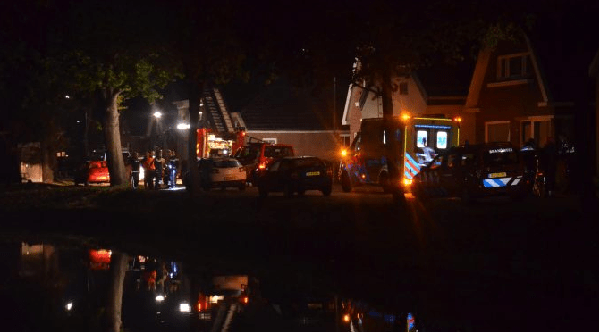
(346, 78, 466, 146)
(475, 41, 554, 147)
(245, 130, 349, 162)
(394, 77, 428, 117)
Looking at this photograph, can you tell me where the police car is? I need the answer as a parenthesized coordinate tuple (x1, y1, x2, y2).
(412, 142, 527, 202)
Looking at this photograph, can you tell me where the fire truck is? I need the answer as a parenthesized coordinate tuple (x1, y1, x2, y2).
(196, 127, 246, 159)
(339, 113, 461, 195)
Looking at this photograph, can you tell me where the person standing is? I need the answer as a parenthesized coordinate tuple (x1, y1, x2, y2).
(142, 151, 156, 189)
(154, 149, 165, 189)
(167, 149, 179, 188)
(130, 152, 141, 189)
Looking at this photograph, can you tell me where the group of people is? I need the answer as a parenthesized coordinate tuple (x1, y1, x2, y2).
(129, 149, 179, 189)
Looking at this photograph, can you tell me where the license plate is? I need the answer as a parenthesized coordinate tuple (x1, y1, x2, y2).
(306, 171, 320, 176)
(488, 172, 506, 179)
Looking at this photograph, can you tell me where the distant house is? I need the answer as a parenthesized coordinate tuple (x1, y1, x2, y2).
(464, 27, 598, 150)
(239, 77, 349, 162)
(464, 35, 563, 147)
(342, 61, 472, 143)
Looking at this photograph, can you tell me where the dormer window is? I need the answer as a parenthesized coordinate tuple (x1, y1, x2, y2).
(497, 53, 530, 80)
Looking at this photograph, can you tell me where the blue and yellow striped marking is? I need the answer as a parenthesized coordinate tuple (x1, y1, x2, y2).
(404, 153, 420, 180)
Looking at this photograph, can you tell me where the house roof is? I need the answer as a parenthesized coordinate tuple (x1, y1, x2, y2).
(238, 77, 349, 131)
(527, 8, 598, 103)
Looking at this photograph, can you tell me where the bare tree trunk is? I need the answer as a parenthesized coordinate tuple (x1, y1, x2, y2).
(106, 251, 129, 332)
(187, 79, 203, 195)
(103, 90, 127, 186)
(40, 140, 55, 184)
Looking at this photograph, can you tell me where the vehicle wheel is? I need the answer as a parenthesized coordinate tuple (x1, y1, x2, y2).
(84, 180, 89, 187)
(510, 193, 525, 202)
(341, 171, 352, 193)
(379, 172, 392, 193)
(461, 188, 475, 204)
(258, 186, 268, 197)
(413, 184, 428, 202)
(284, 184, 294, 197)
(321, 185, 332, 196)
(393, 190, 407, 208)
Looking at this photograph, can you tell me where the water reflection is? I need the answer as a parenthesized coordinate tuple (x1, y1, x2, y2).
(1, 239, 351, 332)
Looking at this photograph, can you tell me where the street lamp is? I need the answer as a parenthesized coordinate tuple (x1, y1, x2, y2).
(153, 111, 163, 119)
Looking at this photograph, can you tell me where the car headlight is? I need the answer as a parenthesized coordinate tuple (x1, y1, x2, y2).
(179, 303, 191, 313)
(156, 295, 165, 303)
(65, 302, 73, 312)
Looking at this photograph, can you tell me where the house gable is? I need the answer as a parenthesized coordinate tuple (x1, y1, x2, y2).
(467, 35, 556, 146)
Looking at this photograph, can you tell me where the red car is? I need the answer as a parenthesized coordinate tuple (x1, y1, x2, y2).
(74, 160, 110, 186)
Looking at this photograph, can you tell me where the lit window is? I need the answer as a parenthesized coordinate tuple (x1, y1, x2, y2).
(417, 130, 427, 147)
(436, 131, 448, 149)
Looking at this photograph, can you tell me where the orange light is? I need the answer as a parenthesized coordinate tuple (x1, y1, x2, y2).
(242, 296, 249, 304)
(198, 303, 202, 312)
(403, 178, 413, 186)
(401, 112, 411, 121)
(361, 174, 366, 179)
(341, 149, 347, 157)
(241, 131, 246, 136)
(453, 116, 462, 122)
(258, 163, 266, 170)
(343, 313, 351, 322)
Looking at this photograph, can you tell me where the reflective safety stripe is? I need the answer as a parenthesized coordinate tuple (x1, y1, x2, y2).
(511, 177, 521, 186)
(483, 178, 511, 187)
(404, 153, 420, 180)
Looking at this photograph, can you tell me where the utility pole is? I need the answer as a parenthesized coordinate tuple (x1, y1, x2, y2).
(333, 76, 337, 142)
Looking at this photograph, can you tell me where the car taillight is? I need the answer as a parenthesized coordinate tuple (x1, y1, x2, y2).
(241, 296, 249, 304)
(258, 162, 266, 170)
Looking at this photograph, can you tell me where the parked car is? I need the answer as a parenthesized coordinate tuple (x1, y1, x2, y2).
(256, 156, 333, 197)
(183, 157, 247, 191)
(73, 160, 110, 186)
(233, 142, 295, 184)
(412, 142, 527, 202)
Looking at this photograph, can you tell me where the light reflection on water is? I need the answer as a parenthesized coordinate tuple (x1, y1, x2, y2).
(0, 238, 345, 332)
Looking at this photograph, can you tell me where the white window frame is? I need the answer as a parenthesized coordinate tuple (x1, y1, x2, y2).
(497, 53, 529, 80)
(519, 116, 554, 146)
(485, 121, 511, 143)
(339, 133, 351, 147)
(262, 138, 277, 144)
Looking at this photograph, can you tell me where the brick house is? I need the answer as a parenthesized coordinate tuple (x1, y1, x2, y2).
(342, 61, 473, 143)
(463, 34, 568, 148)
(238, 77, 349, 162)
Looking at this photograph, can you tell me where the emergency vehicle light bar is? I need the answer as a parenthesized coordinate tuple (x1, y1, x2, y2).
(414, 124, 452, 130)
